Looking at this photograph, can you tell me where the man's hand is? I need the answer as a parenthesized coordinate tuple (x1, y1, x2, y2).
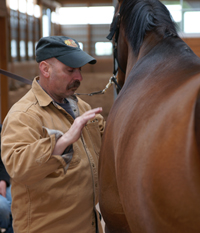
(66, 107, 102, 144)
(53, 107, 103, 155)
(0, 180, 7, 197)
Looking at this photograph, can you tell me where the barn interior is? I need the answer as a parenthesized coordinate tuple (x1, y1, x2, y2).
(0, 0, 200, 123)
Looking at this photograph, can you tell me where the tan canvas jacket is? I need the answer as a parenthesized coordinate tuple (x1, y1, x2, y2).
(1, 77, 105, 233)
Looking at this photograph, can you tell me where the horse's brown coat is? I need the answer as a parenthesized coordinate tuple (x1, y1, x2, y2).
(99, 1, 200, 232)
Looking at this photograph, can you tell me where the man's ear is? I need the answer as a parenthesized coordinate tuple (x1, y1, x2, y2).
(39, 61, 50, 78)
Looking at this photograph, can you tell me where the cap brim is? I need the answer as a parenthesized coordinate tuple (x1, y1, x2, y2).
(55, 49, 96, 68)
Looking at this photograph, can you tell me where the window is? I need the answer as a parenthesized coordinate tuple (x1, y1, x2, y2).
(161, 0, 200, 35)
(11, 40, 17, 58)
(59, 6, 114, 25)
(28, 41, 33, 58)
(43, 15, 50, 37)
(79, 42, 83, 50)
(27, 0, 34, 16)
(19, 0, 27, 14)
(20, 40, 26, 58)
(34, 5, 41, 18)
(184, 11, 200, 33)
(9, 0, 18, 10)
(95, 42, 112, 56)
(51, 11, 58, 24)
(42, 8, 51, 37)
(8, 0, 41, 62)
(59, 7, 88, 25)
(89, 7, 115, 24)
(165, 4, 182, 22)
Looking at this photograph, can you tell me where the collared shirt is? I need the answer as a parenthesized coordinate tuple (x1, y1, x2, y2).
(56, 99, 75, 119)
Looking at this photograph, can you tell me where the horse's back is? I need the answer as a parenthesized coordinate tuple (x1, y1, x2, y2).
(99, 39, 200, 233)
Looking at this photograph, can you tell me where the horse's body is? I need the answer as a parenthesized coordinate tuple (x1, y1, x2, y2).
(99, 1, 200, 232)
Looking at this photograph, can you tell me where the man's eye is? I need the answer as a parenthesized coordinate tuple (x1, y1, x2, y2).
(68, 69, 74, 72)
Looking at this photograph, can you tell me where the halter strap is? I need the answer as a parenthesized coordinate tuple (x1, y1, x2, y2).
(107, 13, 121, 41)
(106, 8, 126, 92)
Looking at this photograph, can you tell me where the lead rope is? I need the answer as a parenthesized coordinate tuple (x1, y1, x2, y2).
(0, 68, 32, 85)
(75, 75, 120, 96)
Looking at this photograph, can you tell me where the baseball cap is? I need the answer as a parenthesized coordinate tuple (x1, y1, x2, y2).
(36, 36, 96, 68)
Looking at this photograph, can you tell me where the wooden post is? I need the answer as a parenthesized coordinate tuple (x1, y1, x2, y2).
(17, 6, 21, 62)
(87, 3, 92, 72)
(0, 16, 9, 123)
(25, 12, 29, 61)
(87, 24, 91, 55)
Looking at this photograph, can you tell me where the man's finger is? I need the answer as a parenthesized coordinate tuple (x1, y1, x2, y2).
(83, 107, 102, 117)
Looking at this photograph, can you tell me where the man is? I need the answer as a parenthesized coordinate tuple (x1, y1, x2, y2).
(1, 36, 105, 233)
(0, 125, 13, 233)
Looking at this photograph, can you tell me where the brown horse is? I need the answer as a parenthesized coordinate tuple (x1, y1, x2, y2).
(99, 0, 200, 232)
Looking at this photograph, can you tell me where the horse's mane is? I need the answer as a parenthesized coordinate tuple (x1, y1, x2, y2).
(120, 0, 178, 56)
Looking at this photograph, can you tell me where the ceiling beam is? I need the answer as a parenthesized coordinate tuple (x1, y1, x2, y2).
(56, 0, 112, 5)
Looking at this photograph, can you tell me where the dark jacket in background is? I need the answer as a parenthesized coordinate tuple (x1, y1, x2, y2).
(0, 124, 10, 186)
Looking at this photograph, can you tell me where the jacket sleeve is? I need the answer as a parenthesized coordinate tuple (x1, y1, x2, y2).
(1, 111, 66, 186)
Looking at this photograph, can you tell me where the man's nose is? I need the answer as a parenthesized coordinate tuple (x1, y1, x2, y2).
(74, 69, 83, 81)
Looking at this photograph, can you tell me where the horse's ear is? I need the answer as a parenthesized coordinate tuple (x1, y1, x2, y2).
(146, 12, 156, 31)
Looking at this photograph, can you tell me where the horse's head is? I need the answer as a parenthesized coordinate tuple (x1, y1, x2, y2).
(108, 0, 178, 90)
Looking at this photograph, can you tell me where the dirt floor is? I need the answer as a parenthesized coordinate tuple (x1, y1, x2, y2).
(9, 72, 115, 120)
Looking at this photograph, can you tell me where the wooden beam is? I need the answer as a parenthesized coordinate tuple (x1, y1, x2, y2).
(45, 0, 200, 6)
(0, 0, 7, 16)
(25, 13, 29, 61)
(0, 16, 9, 123)
(87, 23, 91, 54)
(17, 10, 21, 61)
(56, 0, 112, 5)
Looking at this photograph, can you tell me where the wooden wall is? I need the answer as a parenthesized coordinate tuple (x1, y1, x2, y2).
(7, 37, 200, 85)
(182, 37, 200, 57)
(0, 0, 8, 123)
(7, 61, 39, 89)
(7, 58, 113, 86)
(6, 37, 200, 91)
(0, 0, 6, 16)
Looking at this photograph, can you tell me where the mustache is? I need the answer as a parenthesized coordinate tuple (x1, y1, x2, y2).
(67, 80, 80, 90)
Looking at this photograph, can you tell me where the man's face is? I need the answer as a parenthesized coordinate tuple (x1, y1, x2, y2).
(46, 58, 83, 103)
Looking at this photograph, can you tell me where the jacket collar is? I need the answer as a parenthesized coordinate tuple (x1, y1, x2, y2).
(32, 76, 78, 107)
(32, 77, 52, 107)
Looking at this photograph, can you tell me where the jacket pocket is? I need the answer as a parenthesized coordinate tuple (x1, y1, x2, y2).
(68, 144, 81, 169)
(86, 120, 102, 156)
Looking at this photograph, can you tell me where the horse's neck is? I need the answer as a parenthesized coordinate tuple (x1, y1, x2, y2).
(138, 32, 162, 60)
(125, 43, 139, 81)
(125, 32, 162, 81)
